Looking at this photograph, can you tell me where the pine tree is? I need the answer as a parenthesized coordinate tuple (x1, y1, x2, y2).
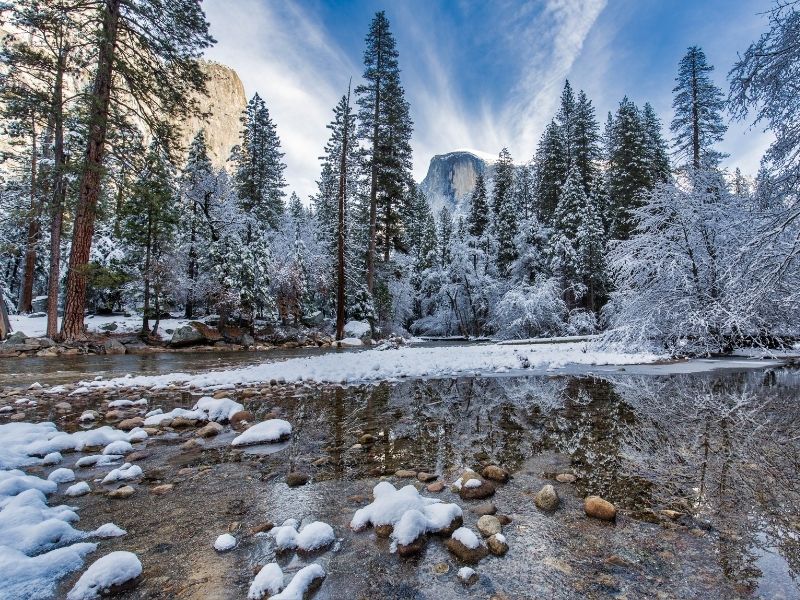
(233, 93, 287, 233)
(492, 149, 517, 276)
(573, 91, 602, 195)
(671, 46, 728, 169)
(491, 148, 515, 217)
(120, 142, 178, 335)
(356, 11, 413, 291)
(467, 172, 489, 238)
(437, 206, 453, 267)
(556, 80, 577, 170)
(61, 0, 214, 340)
(641, 102, 671, 183)
(533, 120, 567, 222)
(512, 162, 535, 221)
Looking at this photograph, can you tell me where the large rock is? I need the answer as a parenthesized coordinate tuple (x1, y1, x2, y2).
(584, 496, 617, 521)
(104, 339, 127, 355)
(419, 150, 495, 214)
(344, 320, 372, 342)
(170, 325, 205, 347)
(476, 515, 501, 537)
(535, 484, 560, 511)
(5, 331, 27, 345)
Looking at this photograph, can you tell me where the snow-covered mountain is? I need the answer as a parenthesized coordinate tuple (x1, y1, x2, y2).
(420, 149, 496, 214)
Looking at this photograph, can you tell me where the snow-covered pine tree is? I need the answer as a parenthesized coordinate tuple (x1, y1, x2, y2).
(533, 121, 567, 222)
(512, 162, 535, 221)
(492, 150, 518, 276)
(556, 81, 577, 170)
(356, 11, 413, 292)
(641, 102, 671, 184)
(467, 171, 490, 238)
(671, 46, 728, 169)
(233, 93, 287, 234)
(573, 90, 602, 196)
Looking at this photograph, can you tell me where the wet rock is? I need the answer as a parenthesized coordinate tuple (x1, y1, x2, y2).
(487, 534, 509, 556)
(395, 469, 416, 478)
(104, 339, 127, 355)
(481, 465, 509, 482)
(104, 410, 123, 422)
(54, 402, 72, 412)
(126, 450, 150, 462)
(359, 433, 376, 444)
(107, 485, 135, 499)
(230, 410, 255, 430)
(446, 538, 488, 564)
(286, 471, 309, 487)
(471, 502, 497, 516)
(584, 496, 617, 521)
(181, 438, 203, 451)
(9, 412, 27, 421)
(426, 481, 444, 493)
(397, 535, 427, 557)
(118, 417, 144, 431)
(150, 484, 174, 495)
(556, 473, 577, 483)
(171, 416, 199, 428)
(169, 324, 206, 347)
(476, 515, 502, 537)
(535, 484, 560, 511)
(250, 522, 274, 534)
(375, 524, 393, 538)
(196, 422, 223, 438)
(458, 566, 478, 585)
(6, 331, 27, 344)
(451, 469, 479, 493)
(496, 514, 512, 526)
(458, 479, 496, 500)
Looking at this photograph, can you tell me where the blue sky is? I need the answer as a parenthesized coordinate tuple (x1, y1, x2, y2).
(204, 0, 774, 200)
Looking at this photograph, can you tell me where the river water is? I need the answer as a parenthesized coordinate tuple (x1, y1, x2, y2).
(4, 353, 799, 599)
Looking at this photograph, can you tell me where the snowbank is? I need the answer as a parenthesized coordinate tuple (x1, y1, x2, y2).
(67, 551, 142, 600)
(192, 396, 244, 422)
(248, 563, 284, 599)
(271, 564, 325, 600)
(80, 342, 662, 390)
(269, 519, 334, 552)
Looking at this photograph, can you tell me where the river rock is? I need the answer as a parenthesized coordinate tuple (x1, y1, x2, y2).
(104, 339, 127, 355)
(171, 416, 199, 428)
(375, 524, 393, 538)
(230, 410, 255, 430)
(459, 479, 496, 500)
(584, 496, 617, 521)
(286, 471, 309, 487)
(169, 324, 205, 347)
(481, 465, 509, 482)
(427, 481, 444, 493)
(395, 469, 416, 478)
(54, 402, 72, 412)
(471, 502, 497, 516)
(556, 473, 577, 483)
(417, 471, 437, 483)
(397, 535, 426, 557)
(476, 515, 501, 537)
(197, 422, 223, 438)
(487, 533, 509, 556)
(535, 484, 560, 511)
(118, 417, 144, 431)
(5, 332, 27, 344)
(108, 485, 135, 499)
(445, 538, 488, 564)
(150, 484, 174, 495)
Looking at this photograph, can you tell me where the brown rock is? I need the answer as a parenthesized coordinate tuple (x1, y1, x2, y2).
(556, 473, 577, 483)
(659, 509, 683, 521)
(496, 514, 512, 526)
(451, 470, 480, 493)
(487, 534, 509, 556)
(230, 411, 255, 430)
(584, 496, 617, 521)
(395, 469, 416, 478)
(285, 471, 309, 487)
(107, 485, 135, 499)
(171, 416, 199, 428)
(416, 471, 437, 483)
(181, 438, 203, 451)
(54, 401, 72, 412)
(471, 502, 497, 516)
(250, 522, 274, 534)
(118, 417, 144, 431)
(396, 535, 426, 557)
(126, 451, 150, 462)
(150, 484, 174, 495)
(104, 410, 123, 422)
(445, 538, 488, 564)
(359, 433, 376, 444)
(481, 465, 509, 482)
(426, 481, 445, 493)
(432, 515, 463, 537)
(9, 412, 27, 421)
(534, 484, 560, 511)
(375, 524, 393, 538)
(459, 480, 496, 500)
(213, 390, 230, 399)
(196, 422, 224, 438)
(476, 515, 502, 537)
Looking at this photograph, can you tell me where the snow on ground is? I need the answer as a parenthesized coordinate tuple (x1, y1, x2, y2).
(231, 420, 292, 446)
(193, 396, 244, 422)
(268, 520, 334, 553)
(7, 314, 193, 339)
(81, 342, 662, 390)
(66, 551, 142, 600)
(213, 533, 237, 552)
(451, 527, 481, 549)
(248, 563, 285, 599)
(270, 563, 325, 600)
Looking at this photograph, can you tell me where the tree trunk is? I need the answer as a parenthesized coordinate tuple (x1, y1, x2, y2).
(336, 86, 351, 341)
(185, 203, 197, 318)
(142, 207, 153, 335)
(19, 115, 39, 313)
(366, 32, 382, 294)
(46, 45, 69, 339)
(61, 0, 121, 340)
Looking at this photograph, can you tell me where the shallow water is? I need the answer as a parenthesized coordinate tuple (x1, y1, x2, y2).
(8, 365, 800, 599)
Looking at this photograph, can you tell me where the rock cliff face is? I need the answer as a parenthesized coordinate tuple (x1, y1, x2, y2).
(178, 61, 247, 168)
(420, 150, 494, 214)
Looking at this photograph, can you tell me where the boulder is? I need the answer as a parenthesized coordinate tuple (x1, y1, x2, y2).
(169, 325, 205, 347)
(584, 496, 617, 521)
(5, 331, 27, 345)
(286, 471, 309, 487)
(445, 538, 488, 564)
(535, 484, 560, 511)
(190, 321, 223, 342)
(302, 310, 324, 327)
(104, 339, 127, 355)
(459, 479, 496, 500)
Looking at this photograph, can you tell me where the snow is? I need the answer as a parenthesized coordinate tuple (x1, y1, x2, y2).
(66, 551, 142, 600)
(248, 563, 284, 599)
(458, 566, 476, 582)
(192, 396, 244, 422)
(42, 452, 62, 466)
(78, 412, 96, 422)
(47, 468, 75, 483)
(81, 342, 660, 390)
(451, 527, 480, 549)
(143, 407, 207, 426)
(8, 313, 195, 341)
(107, 399, 146, 408)
(65, 482, 91, 497)
(494, 533, 506, 544)
(270, 564, 325, 600)
(101, 463, 142, 484)
(231, 419, 292, 446)
(0, 542, 98, 600)
(269, 520, 334, 552)
(463, 478, 482, 488)
(92, 523, 126, 538)
(338, 337, 363, 347)
(344, 320, 371, 338)
(75, 455, 122, 468)
(102, 440, 133, 455)
(213, 533, 237, 552)
(391, 509, 429, 545)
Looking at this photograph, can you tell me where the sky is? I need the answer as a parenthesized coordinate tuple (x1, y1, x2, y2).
(203, 0, 776, 200)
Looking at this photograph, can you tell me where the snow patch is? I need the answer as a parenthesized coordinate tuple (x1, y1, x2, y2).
(66, 551, 142, 600)
(248, 562, 284, 599)
(213, 533, 237, 552)
(231, 420, 292, 446)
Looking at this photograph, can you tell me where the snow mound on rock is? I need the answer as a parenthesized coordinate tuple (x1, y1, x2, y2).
(271, 563, 325, 600)
(66, 551, 142, 600)
(193, 396, 244, 422)
(248, 563, 284, 599)
(231, 420, 291, 446)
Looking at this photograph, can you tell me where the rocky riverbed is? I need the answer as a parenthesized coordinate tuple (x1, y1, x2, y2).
(1, 367, 799, 599)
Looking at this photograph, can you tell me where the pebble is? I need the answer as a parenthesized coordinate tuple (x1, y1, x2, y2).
(359, 433, 376, 444)
(181, 438, 203, 451)
(476, 515, 502, 537)
(556, 473, 577, 483)
(54, 401, 72, 412)
(584, 496, 617, 521)
(426, 481, 445, 493)
(150, 484, 174, 495)
(395, 469, 416, 478)
(458, 566, 478, 585)
(432, 562, 449, 575)
(534, 484, 560, 511)
(118, 417, 144, 431)
(107, 485, 135, 499)
(196, 422, 223, 438)
(496, 514, 512, 526)
(416, 471, 437, 482)
(459, 480, 496, 500)
(487, 533, 509, 556)
(286, 471, 309, 487)
(471, 502, 497, 516)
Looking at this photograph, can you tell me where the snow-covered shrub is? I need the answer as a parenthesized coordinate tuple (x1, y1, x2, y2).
(491, 278, 567, 339)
